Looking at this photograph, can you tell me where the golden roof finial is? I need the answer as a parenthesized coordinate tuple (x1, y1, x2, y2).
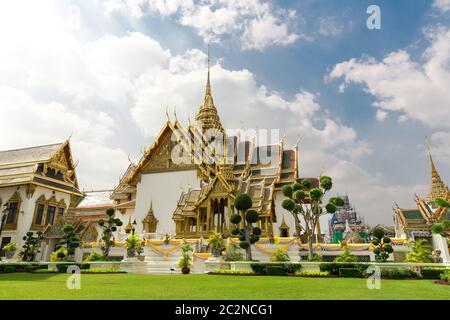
(279, 214, 289, 230)
(195, 43, 224, 133)
(425, 137, 448, 201)
(206, 43, 211, 96)
(173, 106, 178, 122)
(165, 106, 170, 122)
(125, 216, 132, 233)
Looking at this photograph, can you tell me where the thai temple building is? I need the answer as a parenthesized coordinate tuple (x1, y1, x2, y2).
(0, 141, 84, 260)
(328, 195, 367, 244)
(0, 52, 320, 262)
(393, 140, 450, 242)
(98, 51, 319, 240)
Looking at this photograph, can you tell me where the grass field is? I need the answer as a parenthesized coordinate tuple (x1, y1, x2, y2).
(0, 273, 448, 300)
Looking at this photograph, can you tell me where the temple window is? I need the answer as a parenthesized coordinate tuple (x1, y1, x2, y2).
(31, 195, 66, 229)
(45, 206, 56, 225)
(5, 202, 19, 225)
(4, 192, 21, 230)
(34, 203, 45, 225)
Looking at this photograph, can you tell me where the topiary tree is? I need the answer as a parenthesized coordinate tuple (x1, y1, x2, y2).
(230, 193, 261, 261)
(98, 208, 123, 259)
(406, 239, 432, 263)
(19, 231, 43, 262)
(371, 226, 393, 262)
(54, 224, 80, 261)
(281, 176, 344, 261)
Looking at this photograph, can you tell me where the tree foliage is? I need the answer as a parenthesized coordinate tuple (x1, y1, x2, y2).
(19, 231, 43, 262)
(231, 193, 260, 261)
(371, 227, 393, 262)
(98, 208, 123, 258)
(281, 176, 343, 261)
(54, 224, 80, 261)
(406, 239, 432, 263)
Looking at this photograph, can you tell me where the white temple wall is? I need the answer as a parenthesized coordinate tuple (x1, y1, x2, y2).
(134, 170, 200, 237)
(0, 185, 71, 248)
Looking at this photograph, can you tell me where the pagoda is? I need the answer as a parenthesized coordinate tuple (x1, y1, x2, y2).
(393, 139, 450, 240)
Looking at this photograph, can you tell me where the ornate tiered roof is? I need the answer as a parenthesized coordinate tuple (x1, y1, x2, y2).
(425, 138, 449, 202)
(0, 140, 82, 197)
(393, 139, 449, 237)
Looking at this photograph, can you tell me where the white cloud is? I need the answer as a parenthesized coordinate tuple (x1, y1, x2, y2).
(317, 17, 344, 37)
(327, 26, 450, 129)
(102, 0, 301, 50)
(0, 87, 128, 189)
(433, 0, 450, 12)
(375, 109, 388, 122)
(430, 131, 450, 166)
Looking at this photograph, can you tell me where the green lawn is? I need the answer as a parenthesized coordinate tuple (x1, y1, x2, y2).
(0, 273, 448, 300)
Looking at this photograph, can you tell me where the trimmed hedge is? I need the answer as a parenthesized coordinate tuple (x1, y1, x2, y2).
(320, 263, 369, 276)
(0, 263, 49, 273)
(250, 263, 302, 275)
(380, 269, 418, 279)
(3, 266, 16, 273)
(266, 266, 285, 276)
(56, 263, 90, 273)
(420, 267, 449, 279)
(339, 268, 362, 278)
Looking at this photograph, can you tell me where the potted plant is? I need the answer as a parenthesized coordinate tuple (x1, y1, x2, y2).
(3, 242, 17, 260)
(126, 233, 144, 261)
(178, 244, 193, 274)
(208, 233, 225, 257)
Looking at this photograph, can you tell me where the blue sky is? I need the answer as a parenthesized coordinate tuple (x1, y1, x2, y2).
(0, 0, 449, 225)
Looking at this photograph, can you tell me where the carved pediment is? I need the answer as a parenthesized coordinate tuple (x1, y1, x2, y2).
(211, 178, 228, 195)
(141, 131, 195, 173)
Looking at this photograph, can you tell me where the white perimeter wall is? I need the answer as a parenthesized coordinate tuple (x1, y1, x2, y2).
(134, 170, 200, 236)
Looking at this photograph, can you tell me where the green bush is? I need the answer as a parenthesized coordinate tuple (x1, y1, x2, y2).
(296, 271, 330, 277)
(440, 269, 450, 282)
(420, 267, 449, 279)
(24, 265, 35, 273)
(320, 263, 369, 276)
(56, 263, 90, 273)
(4, 265, 16, 273)
(339, 268, 362, 278)
(212, 270, 255, 275)
(85, 251, 105, 261)
(334, 246, 358, 263)
(283, 263, 302, 274)
(81, 269, 123, 273)
(33, 269, 57, 273)
(380, 268, 418, 279)
(250, 263, 301, 274)
(266, 266, 285, 276)
(269, 248, 290, 262)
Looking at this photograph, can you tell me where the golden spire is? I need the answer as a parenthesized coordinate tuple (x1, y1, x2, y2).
(195, 44, 224, 133)
(125, 216, 132, 233)
(425, 137, 448, 202)
(279, 214, 289, 230)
